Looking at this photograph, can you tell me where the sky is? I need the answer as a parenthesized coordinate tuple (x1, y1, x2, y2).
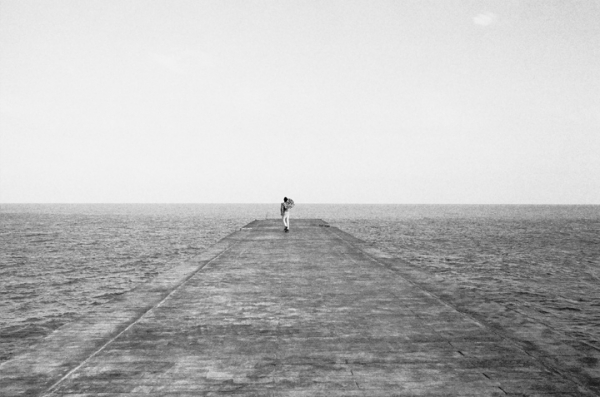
(1, 0, 599, 204)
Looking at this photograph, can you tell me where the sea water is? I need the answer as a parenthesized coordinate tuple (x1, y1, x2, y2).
(1, 204, 599, 363)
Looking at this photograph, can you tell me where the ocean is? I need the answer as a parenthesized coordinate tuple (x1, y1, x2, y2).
(1, 203, 599, 364)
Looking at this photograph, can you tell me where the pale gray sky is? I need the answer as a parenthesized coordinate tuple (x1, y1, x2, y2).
(1, 0, 599, 204)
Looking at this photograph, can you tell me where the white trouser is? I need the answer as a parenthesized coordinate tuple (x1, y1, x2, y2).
(282, 211, 290, 228)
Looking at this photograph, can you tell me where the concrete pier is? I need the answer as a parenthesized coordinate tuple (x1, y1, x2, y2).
(0, 219, 597, 396)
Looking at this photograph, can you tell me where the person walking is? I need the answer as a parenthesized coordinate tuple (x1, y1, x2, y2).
(280, 197, 294, 232)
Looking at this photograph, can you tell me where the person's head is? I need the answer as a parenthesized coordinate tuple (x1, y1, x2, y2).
(283, 197, 288, 202)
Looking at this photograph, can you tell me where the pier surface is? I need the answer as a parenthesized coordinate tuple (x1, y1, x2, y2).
(1, 219, 596, 396)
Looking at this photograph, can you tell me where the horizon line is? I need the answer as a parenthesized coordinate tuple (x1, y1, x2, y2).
(1, 202, 599, 206)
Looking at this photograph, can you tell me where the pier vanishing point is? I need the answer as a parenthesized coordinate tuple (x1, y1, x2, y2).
(1, 219, 599, 396)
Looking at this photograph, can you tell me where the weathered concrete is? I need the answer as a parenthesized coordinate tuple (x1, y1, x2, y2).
(0, 219, 596, 396)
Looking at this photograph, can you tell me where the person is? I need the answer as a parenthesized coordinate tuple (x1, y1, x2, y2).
(281, 197, 292, 232)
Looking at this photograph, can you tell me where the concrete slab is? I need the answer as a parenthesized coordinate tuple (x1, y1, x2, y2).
(0, 219, 597, 396)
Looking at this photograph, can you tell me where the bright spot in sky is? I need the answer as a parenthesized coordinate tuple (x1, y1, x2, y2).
(150, 53, 185, 75)
(473, 12, 497, 26)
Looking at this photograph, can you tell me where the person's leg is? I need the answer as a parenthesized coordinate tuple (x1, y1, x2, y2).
(283, 212, 289, 229)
